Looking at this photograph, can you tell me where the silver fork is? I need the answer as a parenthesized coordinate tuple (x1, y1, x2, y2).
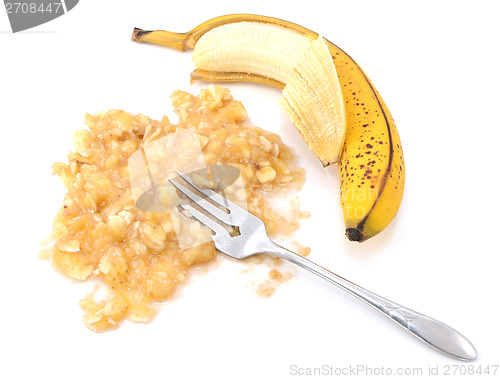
(169, 171, 477, 361)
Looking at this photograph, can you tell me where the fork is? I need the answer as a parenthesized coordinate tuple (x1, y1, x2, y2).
(169, 171, 477, 361)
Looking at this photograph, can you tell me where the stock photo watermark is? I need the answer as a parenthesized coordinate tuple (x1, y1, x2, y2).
(341, 187, 379, 219)
(289, 364, 499, 376)
(3, 0, 78, 32)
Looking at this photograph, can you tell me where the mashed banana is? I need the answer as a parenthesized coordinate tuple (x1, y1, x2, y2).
(44, 86, 308, 332)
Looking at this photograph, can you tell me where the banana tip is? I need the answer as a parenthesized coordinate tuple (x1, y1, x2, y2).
(131, 27, 147, 42)
(346, 228, 365, 242)
(321, 161, 334, 168)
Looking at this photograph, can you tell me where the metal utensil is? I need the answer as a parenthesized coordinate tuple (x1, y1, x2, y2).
(169, 171, 477, 361)
(136, 164, 240, 212)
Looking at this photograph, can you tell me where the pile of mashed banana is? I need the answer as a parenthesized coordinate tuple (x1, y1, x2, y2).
(42, 86, 308, 332)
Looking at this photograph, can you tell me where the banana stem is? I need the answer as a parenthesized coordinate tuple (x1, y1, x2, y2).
(131, 28, 188, 51)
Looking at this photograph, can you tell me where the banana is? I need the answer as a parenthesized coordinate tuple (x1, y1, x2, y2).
(132, 14, 405, 242)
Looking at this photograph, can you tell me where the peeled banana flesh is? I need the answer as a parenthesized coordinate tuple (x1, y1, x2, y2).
(193, 21, 310, 85)
(193, 22, 346, 166)
(278, 36, 346, 165)
(132, 14, 405, 242)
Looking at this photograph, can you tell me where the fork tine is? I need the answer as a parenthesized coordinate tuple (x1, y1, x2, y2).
(174, 170, 247, 218)
(168, 177, 240, 227)
(178, 203, 229, 237)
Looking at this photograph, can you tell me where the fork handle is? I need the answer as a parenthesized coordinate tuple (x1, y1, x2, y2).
(264, 241, 477, 361)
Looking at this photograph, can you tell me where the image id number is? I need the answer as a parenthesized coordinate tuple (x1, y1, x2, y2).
(5, 2, 63, 14)
(444, 365, 499, 376)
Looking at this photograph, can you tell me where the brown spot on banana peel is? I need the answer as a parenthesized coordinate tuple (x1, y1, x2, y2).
(341, 60, 396, 243)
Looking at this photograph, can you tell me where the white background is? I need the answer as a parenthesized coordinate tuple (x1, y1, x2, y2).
(1, 1, 500, 378)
